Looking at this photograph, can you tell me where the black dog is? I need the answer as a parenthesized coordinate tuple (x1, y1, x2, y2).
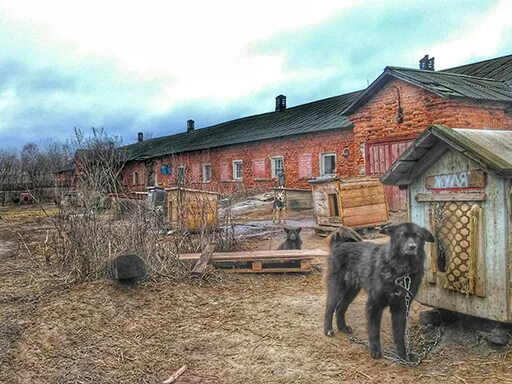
(277, 227, 302, 250)
(324, 223, 435, 359)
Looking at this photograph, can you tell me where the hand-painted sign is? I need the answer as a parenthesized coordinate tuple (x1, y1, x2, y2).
(426, 170, 485, 190)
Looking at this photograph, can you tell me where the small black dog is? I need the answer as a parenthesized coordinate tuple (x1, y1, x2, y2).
(324, 223, 434, 359)
(277, 227, 302, 250)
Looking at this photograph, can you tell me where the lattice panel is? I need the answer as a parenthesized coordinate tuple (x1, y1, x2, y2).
(431, 202, 480, 295)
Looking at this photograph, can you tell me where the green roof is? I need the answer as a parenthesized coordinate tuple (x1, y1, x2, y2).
(441, 54, 512, 82)
(381, 125, 512, 186)
(122, 90, 362, 161)
(343, 64, 512, 115)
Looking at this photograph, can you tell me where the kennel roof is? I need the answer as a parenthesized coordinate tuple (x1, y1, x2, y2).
(381, 124, 512, 185)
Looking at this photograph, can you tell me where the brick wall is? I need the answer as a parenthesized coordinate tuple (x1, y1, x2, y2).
(350, 78, 512, 175)
(122, 130, 356, 194)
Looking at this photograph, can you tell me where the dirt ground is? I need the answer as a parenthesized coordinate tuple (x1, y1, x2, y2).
(1, 202, 512, 383)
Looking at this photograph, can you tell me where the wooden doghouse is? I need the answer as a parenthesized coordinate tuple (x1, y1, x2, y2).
(166, 187, 219, 232)
(270, 187, 313, 210)
(308, 176, 389, 230)
(381, 125, 512, 323)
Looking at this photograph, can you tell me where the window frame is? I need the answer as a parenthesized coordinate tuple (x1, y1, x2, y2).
(320, 153, 336, 176)
(202, 163, 212, 183)
(232, 160, 243, 180)
(271, 156, 284, 179)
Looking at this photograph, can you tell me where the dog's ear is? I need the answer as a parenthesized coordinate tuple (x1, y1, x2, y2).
(284, 227, 290, 233)
(379, 224, 395, 237)
(421, 227, 435, 243)
(296, 227, 302, 233)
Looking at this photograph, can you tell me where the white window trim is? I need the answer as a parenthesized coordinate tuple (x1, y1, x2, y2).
(271, 156, 284, 179)
(202, 163, 212, 183)
(232, 160, 243, 180)
(320, 153, 336, 176)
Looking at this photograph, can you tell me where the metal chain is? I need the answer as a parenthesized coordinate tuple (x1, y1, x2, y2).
(347, 275, 443, 366)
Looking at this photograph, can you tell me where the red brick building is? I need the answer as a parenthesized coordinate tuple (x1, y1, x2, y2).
(121, 54, 512, 210)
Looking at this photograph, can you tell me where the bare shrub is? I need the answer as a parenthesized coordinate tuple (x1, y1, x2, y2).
(51, 129, 189, 281)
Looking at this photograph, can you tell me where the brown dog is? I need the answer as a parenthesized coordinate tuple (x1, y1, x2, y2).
(272, 190, 286, 224)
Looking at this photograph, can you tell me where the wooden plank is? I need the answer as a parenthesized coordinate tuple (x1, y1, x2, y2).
(252, 261, 263, 272)
(224, 267, 312, 274)
(471, 204, 486, 298)
(191, 243, 216, 274)
(415, 193, 486, 202)
(179, 249, 328, 262)
(339, 194, 386, 208)
(343, 211, 389, 227)
(342, 203, 388, 218)
(340, 186, 383, 199)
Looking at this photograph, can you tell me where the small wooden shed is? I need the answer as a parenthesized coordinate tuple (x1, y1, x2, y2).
(308, 176, 389, 229)
(166, 187, 219, 232)
(270, 187, 313, 210)
(381, 124, 512, 323)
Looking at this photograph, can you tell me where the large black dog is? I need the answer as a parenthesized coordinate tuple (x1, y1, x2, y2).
(324, 223, 435, 359)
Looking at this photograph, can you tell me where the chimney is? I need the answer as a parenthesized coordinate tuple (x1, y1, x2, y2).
(419, 54, 435, 71)
(187, 119, 195, 132)
(275, 94, 287, 112)
(137, 132, 144, 142)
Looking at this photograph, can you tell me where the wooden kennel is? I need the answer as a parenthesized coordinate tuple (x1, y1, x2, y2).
(308, 176, 390, 230)
(166, 187, 219, 232)
(381, 125, 512, 323)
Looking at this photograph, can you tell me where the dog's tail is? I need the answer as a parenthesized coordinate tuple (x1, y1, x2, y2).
(328, 226, 363, 247)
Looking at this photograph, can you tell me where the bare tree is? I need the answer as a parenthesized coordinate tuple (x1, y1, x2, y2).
(0, 149, 18, 205)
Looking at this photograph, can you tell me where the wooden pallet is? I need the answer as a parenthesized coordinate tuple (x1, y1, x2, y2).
(179, 249, 327, 274)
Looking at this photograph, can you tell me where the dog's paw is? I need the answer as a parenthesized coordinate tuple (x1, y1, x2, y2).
(339, 326, 353, 334)
(370, 347, 382, 359)
(325, 329, 335, 337)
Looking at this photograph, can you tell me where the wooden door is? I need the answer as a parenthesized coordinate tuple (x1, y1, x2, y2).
(366, 139, 414, 211)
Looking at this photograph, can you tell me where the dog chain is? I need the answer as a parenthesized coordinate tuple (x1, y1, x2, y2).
(347, 275, 443, 366)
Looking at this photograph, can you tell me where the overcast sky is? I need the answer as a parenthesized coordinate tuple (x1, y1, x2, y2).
(1, 0, 511, 149)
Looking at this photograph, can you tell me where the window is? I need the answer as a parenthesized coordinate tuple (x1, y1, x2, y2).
(133, 172, 139, 185)
(320, 153, 336, 176)
(271, 156, 284, 179)
(232, 160, 243, 180)
(177, 166, 186, 185)
(203, 163, 212, 182)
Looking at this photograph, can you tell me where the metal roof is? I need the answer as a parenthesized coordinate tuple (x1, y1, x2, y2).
(122, 91, 362, 161)
(343, 66, 512, 115)
(441, 54, 512, 82)
(381, 125, 512, 186)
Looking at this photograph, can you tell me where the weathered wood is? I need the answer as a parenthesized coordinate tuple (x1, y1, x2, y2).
(415, 193, 486, 202)
(191, 243, 216, 274)
(340, 194, 386, 208)
(471, 204, 486, 298)
(251, 261, 263, 272)
(179, 249, 328, 262)
(343, 211, 389, 227)
(342, 203, 388, 218)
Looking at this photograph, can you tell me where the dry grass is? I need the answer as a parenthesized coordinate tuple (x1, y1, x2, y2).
(1, 204, 512, 383)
